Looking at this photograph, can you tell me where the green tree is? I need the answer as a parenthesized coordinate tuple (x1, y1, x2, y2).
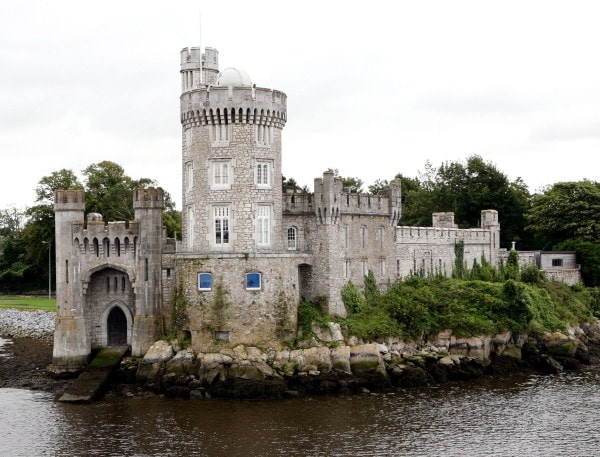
(556, 239, 600, 287)
(368, 179, 389, 195)
(397, 156, 531, 247)
(526, 180, 600, 250)
(83, 161, 155, 221)
(35, 168, 82, 204)
(339, 176, 364, 193)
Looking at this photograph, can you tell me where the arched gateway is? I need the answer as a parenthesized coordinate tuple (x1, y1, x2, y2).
(107, 307, 128, 345)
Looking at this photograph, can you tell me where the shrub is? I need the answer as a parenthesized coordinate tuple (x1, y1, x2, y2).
(341, 280, 366, 314)
(363, 269, 380, 305)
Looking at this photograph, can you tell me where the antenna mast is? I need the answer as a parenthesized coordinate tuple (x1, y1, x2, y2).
(199, 12, 203, 85)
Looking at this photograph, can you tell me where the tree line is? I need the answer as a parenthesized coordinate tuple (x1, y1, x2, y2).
(1, 155, 599, 293)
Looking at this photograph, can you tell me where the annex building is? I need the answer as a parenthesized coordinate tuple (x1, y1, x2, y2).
(51, 47, 579, 371)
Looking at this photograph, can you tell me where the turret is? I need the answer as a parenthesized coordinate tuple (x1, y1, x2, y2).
(180, 47, 287, 254)
(180, 46, 219, 92)
(131, 187, 164, 356)
(53, 189, 87, 371)
(481, 209, 500, 265)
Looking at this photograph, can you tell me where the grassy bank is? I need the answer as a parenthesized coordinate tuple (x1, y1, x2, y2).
(0, 296, 56, 311)
(300, 276, 597, 342)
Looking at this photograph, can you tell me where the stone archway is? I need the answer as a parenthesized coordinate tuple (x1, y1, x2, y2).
(107, 307, 127, 345)
(100, 301, 134, 347)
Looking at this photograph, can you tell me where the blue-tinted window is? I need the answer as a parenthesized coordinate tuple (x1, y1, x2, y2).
(198, 273, 212, 291)
(246, 272, 261, 290)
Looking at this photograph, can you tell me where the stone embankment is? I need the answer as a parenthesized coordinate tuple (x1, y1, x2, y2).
(0, 309, 55, 340)
(120, 321, 600, 400)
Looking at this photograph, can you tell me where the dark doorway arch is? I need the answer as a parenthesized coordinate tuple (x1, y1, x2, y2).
(107, 307, 127, 345)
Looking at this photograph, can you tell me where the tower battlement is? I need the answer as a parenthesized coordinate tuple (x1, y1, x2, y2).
(133, 188, 164, 209)
(54, 189, 85, 212)
(313, 173, 401, 224)
(180, 87, 287, 129)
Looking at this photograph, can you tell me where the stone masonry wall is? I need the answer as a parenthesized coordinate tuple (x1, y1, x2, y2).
(175, 254, 309, 352)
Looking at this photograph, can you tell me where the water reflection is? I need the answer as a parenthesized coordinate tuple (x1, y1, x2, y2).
(2, 369, 600, 456)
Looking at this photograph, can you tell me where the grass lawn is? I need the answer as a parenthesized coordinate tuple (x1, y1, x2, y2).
(0, 296, 56, 311)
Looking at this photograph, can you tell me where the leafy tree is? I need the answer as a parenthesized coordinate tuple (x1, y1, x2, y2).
(526, 180, 600, 250)
(556, 239, 600, 287)
(368, 179, 389, 195)
(35, 169, 82, 204)
(83, 161, 155, 221)
(397, 156, 531, 248)
(339, 176, 363, 193)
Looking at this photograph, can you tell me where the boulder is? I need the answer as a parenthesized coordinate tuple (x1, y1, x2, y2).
(303, 346, 333, 373)
(331, 345, 351, 374)
(311, 322, 344, 343)
(143, 340, 174, 364)
(349, 344, 388, 379)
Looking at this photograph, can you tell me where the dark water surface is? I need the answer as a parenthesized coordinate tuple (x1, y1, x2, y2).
(2, 366, 600, 457)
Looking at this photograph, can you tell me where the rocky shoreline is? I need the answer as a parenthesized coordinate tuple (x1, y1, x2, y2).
(2, 309, 600, 399)
(0, 308, 55, 340)
(122, 320, 600, 400)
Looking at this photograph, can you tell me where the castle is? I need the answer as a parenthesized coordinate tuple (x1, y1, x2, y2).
(51, 47, 579, 371)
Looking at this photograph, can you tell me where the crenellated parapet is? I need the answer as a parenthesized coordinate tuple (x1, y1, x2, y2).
(313, 172, 400, 224)
(396, 225, 492, 245)
(54, 189, 85, 212)
(180, 86, 287, 130)
(283, 192, 313, 214)
(133, 187, 164, 209)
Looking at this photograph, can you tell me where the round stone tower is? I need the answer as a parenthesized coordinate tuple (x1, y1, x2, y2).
(180, 47, 287, 254)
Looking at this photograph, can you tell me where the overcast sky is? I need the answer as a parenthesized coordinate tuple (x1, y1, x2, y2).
(1, 0, 599, 211)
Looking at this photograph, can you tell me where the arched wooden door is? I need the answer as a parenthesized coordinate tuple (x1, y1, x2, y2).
(107, 307, 127, 346)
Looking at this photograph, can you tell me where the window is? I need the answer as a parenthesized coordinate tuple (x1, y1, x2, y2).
(214, 205, 230, 245)
(144, 258, 149, 281)
(256, 161, 271, 187)
(344, 260, 350, 279)
(378, 226, 385, 249)
(211, 160, 231, 189)
(186, 162, 193, 191)
(380, 259, 385, 276)
(344, 225, 349, 249)
(257, 205, 271, 246)
(287, 227, 297, 250)
(198, 273, 212, 291)
(115, 238, 121, 257)
(246, 272, 262, 290)
(187, 206, 194, 249)
(212, 123, 231, 146)
(362, 260, 368, 276)
(103, 238, 110, 257)
(256, 125, 272, 146)
(361, 226, 367, 249)
(552, 258, 563, 267)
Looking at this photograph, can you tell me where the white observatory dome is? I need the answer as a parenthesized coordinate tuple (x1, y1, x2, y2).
(216, 67, 253, 87)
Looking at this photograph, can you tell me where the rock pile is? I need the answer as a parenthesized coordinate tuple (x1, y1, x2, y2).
(0, 309, 55, 339)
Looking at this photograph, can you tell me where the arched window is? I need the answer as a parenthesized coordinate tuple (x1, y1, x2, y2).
(93, 238, 99, 257)
(115, 238, 121, 257)
(103, 238, 110, 257)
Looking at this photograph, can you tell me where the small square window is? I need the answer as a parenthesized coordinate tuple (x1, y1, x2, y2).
(246, 272, 262, 290)
(552, 258, 563, 267)
(198, 273, 212, 291)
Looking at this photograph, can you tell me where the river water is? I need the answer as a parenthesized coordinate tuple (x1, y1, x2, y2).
(2, 365, 600, 457)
